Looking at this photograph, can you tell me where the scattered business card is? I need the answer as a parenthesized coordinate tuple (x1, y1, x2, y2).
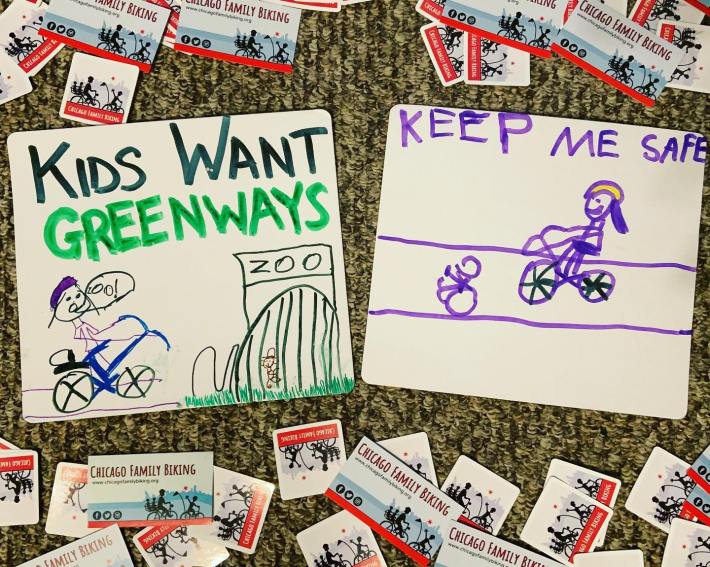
(436, 0, 566, 58)
(421, 23, 464, 86)
(39, 0, 170, 72)
(575, 549, 645, 566)
(520, 477, 612, 565)
(661, 518, 710, 567)
(175, 0, 300, 72)
(134, 523, 229, 566)
(297, 510, 387, 567)
(553, 0, 684, 106)
(60, 52, 139, 125)
(629, 0, 704, 30)
(274, 419, 346, 500)
(679, 482, 710, 525)
(0, 450, 39, 526)
(380, 432, 438, 487)
(690, 440, 710, 495)
(435, 522, 558, 566)
(464, 33, 530, 85)
(625, 446, 695, 533)
(442, 455, 519, 535)
(0, 51, 32, 105)
(0, 0, 63, 75)
(192, 466, 274, 555)
(86, 452, 213, 528)
(16, 524, 134, 567)
(46, 462, 94, 538)
(660, 21, 710, 94)
(325, 437, 464, 566)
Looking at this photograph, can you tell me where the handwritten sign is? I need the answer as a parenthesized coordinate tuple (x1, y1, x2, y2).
(362, 104, 706, 418)
(8, 110, 354, 422)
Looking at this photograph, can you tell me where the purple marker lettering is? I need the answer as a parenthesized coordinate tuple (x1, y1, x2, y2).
(695, 136, 708, 164)
(641, 134, 660, 162)
(459, 110, 490, 143)
(550, 127, 595, 157)
(430, 108, 456, 138)
(400, 108, 423, 148)
(498, 112, 532, 154)
(598, 129, 619, 158)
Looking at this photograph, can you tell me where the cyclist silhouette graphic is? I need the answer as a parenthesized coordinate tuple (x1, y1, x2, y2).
(575, 477, 600, 498)
(531, 27, 551, 49)
(651, 495, 683, 524)
(156, 489, 172, 515)
(472, 503, 496, 530)
(547, 526, 578, 553)
(274, 42, 289, 62)
(395, 507, 411, 535)
(509, 12, 524, 37)
(618, 55, 634, 82)
(454, 482, 472, 507)
(519, 180, 629, 305)
(247, 30, 261, 57)
(8, 32, 34, 52)
(185, 495, 200, 516)
(110, 24, 125, 52)
(636, 76, 659, 99)
(321, 543, 346, 566)
(411, 531, 435, 556)
(350, 536, 371, 558)
(105, 89, 124, 112)
(674, 28, 702, 52)
(444, 27, 464, 51)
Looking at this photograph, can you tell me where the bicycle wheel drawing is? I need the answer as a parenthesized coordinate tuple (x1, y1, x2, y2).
(115, 365, 156, 398)
(578, 270, 615, 303)
(53, 370, 95, 413)
(518, 260, 560, 305)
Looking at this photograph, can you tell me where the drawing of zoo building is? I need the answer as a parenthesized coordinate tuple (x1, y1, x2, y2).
(190, 244, 353, 406)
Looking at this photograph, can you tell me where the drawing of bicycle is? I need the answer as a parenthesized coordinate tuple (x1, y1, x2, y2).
(436, 255, 482, 316)
(50, 315, 170, 414)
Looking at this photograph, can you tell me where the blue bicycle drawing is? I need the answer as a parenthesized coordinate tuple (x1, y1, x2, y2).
(50, 314, 170, 414)
(435, 180, 630, 313)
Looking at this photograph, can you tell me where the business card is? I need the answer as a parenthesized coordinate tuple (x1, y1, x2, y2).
(0, 50, 33, 105)
(60, 52, 139, 125)
(434, 522, 558, 566)
(46, 462, 95, 538)
(0, 436, 18, 450)
(659, 21, 710, 94)
(629, 0, 704, 31)
(192, 466, 274, 555)
(16, 524, 134, 567)
(464, 33, 530, 85)
(39, 0, 170, 72)
(325, 437, 464, 566)
(134, 523, 229, 566)
(437, 0, 567, 58)
(86, 452, 213, 528)
(0, 450, 39, 526)
(174, 0, 301, 73)
(552, 0, 684, 106)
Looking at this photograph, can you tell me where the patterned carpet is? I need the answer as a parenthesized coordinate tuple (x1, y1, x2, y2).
(0, 0, 709, 564)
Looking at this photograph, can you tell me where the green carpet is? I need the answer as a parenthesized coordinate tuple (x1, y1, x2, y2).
(0, 0, 709, 564)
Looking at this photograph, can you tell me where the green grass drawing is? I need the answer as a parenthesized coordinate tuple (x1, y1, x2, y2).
(238, 375, 355, 403)
(184, 389, 237, 408)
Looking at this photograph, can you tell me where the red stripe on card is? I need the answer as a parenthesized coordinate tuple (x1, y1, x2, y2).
(458, 515, 485, 531)
(596, 479, 617, 506)
(0, 455, 34, 472)
(630, 0, 655, 25)
(424, 27, 458, 82)
(276, 424, 339, 447)
(570, 507, 609, 558)
(551, 44, 656, 106)
(682, 0, 710, 15)
(137, 524, 179, 548)
(88, 517, 211, 528)
(357, 556, 385, 567)
(466, 34, 482, 81)
(18, 39, 62, 73)
(38, 30, 152, 72)
(680, 499, 710, 526)
(565, 0, 579, 22)
(436, 16, 551, 58)
(417, 0, 444, 19)
(239, 487, 269, 549)
(174, 43, 293, 73)
(63, 102, 125, 124)
(688, 469, 710, 495)
(60, 466, 88, 484)
(324, 489, 431, 566)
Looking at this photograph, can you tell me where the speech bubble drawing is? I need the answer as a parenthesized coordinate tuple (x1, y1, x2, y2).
(85, 271, 136, 310)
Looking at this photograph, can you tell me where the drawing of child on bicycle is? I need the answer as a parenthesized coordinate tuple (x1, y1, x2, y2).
(48, 275, 170, 414)
(518, 180, 629, 305)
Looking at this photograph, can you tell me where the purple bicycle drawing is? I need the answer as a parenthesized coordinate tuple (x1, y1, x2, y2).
(518, 180, 629, 305)
(435, 180, 630, 314)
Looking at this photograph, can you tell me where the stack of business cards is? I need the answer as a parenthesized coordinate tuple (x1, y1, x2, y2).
(661, 518, 710, 566)
(416, 0, 531, 87)
(659, 21, 710, 94)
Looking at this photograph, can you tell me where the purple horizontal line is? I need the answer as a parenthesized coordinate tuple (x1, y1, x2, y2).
(378, 235, 697, 273)
(24, 401, 181, 420)
(368, 309, 692, 336)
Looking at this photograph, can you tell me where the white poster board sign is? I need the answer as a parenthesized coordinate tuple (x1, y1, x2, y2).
(9, 110, 353, 422)
(363, 104, 706, 418)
